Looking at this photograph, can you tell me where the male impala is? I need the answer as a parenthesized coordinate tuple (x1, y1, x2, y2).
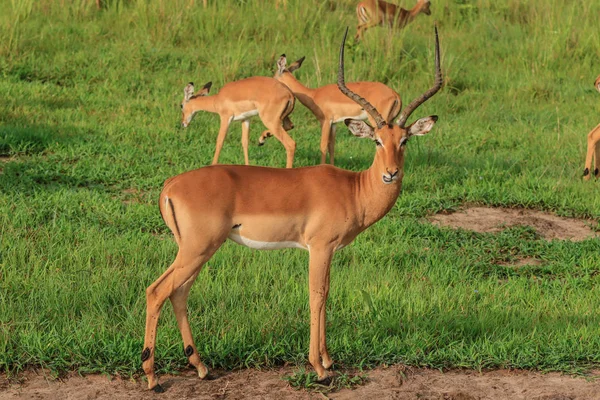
(356, 0, 431, 40)
(143, 27, 442, 392)
(583, 74, 600, 180)
(181, 77, 296, 168)
(272, 55, 401, 165)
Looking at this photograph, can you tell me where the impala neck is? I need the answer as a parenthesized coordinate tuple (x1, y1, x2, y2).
(355, 158, 402, 229)
(279, 73, 318, 109)
(188, 94, 218, 114)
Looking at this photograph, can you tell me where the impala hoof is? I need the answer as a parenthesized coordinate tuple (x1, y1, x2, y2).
(258, 141, 265, 146)
(316, 375, 333, 386)
(152, 384, 165, 393)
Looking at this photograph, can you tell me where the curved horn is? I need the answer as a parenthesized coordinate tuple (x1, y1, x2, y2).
(337, 27, 386, 129)
(397, 25, 443, 128)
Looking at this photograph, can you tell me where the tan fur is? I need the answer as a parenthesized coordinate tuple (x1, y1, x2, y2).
(142, 29, 442, 392)
(583, 75, 600, 180)
(274, 57, 401, 165)
(355, 0, 431, 40)
(181, 77, 296, 168)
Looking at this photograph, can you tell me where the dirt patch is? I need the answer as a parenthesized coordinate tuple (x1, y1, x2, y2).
(1, 366, 599, 400)
(497, 257, 543, 268)
(429, 207, 598, 241)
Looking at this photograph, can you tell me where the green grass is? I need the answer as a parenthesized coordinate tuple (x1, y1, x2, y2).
(1, 0, 600, 378)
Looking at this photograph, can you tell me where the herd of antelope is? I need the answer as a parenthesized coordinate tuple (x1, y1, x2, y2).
(140, 1, 599, 393)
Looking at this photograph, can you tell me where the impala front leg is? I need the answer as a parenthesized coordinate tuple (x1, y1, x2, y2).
(212, 115, 232, 165)
(319, 266, 333, 369)
(241, 120, 250, 165)
(584, 124, 600, 180)
(320, 122, 332, 164)
(308, 246, 334, 381)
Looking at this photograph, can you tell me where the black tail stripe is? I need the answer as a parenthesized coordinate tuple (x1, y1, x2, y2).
(168, 198, 181, 240)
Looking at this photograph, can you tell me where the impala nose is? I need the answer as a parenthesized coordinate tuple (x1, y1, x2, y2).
(382, 168, 399, 184)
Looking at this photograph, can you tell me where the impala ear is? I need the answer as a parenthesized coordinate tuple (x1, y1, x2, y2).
(183, 82, 194, 102)
(345, 119, 374, 139)
(288, 56, 306, 73)
(407, 115, 438, 137)
(199, 81, 212, 96)
(277, 54, 287, 75)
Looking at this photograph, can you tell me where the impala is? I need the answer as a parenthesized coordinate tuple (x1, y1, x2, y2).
(272, 54, 401, 165)
(181, 78, 296, 168)
(356, 0, 431, 40)
(143, 27, 442, 392)
(583, 74, 600, 180)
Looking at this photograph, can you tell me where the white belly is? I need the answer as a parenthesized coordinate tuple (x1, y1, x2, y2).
(233, 110, 259, 121)
(333, 110, 368, 124)
(228, 232, 307, 250)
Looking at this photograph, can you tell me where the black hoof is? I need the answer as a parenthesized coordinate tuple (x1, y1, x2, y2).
(583, 168, 590, 177)
(204, 373, 218, 381)
(316, 376, 333, 386)
(258, 142, 265, 147)
(152, 384, 165, 393)
(595, 168, 599, 177)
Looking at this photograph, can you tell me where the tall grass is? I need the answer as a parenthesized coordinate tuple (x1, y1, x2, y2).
(1, 0, 599, 377)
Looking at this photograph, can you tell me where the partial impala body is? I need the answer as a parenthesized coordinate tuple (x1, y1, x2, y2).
(583, 74, 600, 180)
(181, 77, 296, 168)
(356, 0, 431, 40)
(142, 27, 442, 392)
(272, 55, 401, 165)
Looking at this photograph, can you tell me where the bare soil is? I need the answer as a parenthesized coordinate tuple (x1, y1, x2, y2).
(1, 366, 599, 400)
(428, 207, 598, 241)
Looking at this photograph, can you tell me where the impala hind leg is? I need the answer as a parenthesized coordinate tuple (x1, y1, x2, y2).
(584, 123, 600, 180)
(308, 247, 334, 381)
(142, 248, 220, 392)
(170, 269, 209, 380)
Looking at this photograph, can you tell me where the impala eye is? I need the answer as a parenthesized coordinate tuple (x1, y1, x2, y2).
(400, 137, 409, 147)
(375, 139, 383, 147)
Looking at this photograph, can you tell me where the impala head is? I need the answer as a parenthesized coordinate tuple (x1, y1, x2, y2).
(338, 26, 442, 185)
(274, 54, 305, 85)
(595, 75, 600, 93)
(418, 0, 432, 16)
(181, 81, 212, 128)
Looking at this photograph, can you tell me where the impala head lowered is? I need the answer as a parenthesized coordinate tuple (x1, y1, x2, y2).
(181, 81, 212, 128)
(337, 26, 442, 185)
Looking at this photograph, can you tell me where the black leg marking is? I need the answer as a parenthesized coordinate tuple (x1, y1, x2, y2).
(232, 223, 241, 229)
(141, 347, 151, 362)
(595, 168, 599, 177)
(583, 168, 590, 177)
(168, 198, 181, 240)
(184, 345, 194, 357)
(153, 384, 165, 393)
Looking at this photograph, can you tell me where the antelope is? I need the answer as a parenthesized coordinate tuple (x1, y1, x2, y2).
(181, 77, 296, 168)
(271, 55, 401, 165)
(142, 26, 442, 392)
(583, 74, 600, 180)
(356, 0, 431, 40)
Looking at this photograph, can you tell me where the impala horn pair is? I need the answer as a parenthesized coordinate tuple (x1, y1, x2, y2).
(337, 26, 443, 128)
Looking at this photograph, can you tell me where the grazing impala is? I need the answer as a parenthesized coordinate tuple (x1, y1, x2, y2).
(272, 55, 401, 165)
(356, 0, 431, 40)
(143, 27, 442, 392)
(583, 74, 600, 180)
(181, 78, 296, 168)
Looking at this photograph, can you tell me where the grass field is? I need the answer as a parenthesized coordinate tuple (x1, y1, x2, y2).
(1, 0, 600, 379)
